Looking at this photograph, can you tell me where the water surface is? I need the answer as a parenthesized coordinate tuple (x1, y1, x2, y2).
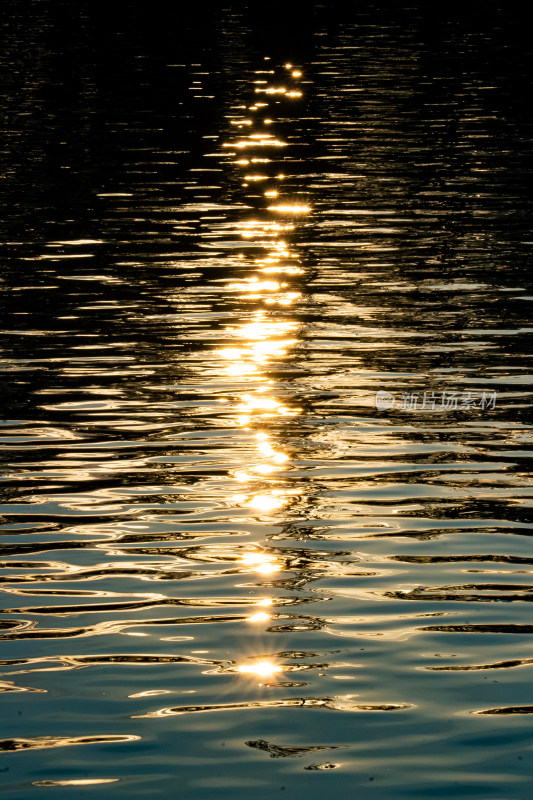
(1, 4, 533, 798)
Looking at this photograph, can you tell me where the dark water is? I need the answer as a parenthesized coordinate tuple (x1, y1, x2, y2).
(2, 3, 533, 798)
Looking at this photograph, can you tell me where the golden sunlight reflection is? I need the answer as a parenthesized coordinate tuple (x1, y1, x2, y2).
(268, 203, 311, 214)
(232, 493, 288, 514)
(237, 661, 282, 677)
(247, 494, 286, 513)
(237, 394, 293, 414)
(240, 551, 281, 572)
(226, 278, 282, 292)
(255, 87, 287, 95)
(211, 71, 310, 545)
(224, 138, 287, 149)
(259, 265, 303, 275)
(236, 220, 295, 236)
(264, 291, 301, 306)
(246, 611, 271, 623)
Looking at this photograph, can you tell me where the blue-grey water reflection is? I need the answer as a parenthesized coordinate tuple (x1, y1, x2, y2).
(1, 3, 533, 798)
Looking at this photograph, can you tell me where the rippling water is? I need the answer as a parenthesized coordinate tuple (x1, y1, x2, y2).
(2, 4, 533, 798)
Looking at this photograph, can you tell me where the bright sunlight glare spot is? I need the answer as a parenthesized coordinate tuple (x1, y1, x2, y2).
(268, 204, 311, 214)
(246, 612, 271, 623)
(264, 292, 301, 306)
(257, 441, 275, 456)
(247, 495, 286, 513)
(253, 463, 278, 474)
(241, 551, 281, 570)
(237, 661, 282, 677)
(219, 348, 243, 359)
(227, 280, 281, 292)
(227, 363, 259, 377)
(233, 320, 297, 340)
(260, 265, 304, 275)
(255, 87, 287, 95)
(239, 395, 280, 411)
(233, 470, 252, 482)
(229, 139, 287, 149)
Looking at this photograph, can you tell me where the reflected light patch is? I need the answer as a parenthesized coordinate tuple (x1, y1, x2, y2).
(237, 220, 294, 233)
(259, 265, 304, 275)
(241, 551, 281, 571)
(257, 441, 275, 456)
(246, 611, 271, 623)
(237, 391, 298, 417)
(227, 364, 259, 378)
(251, 339, 291, 358)
(237, 661, 282, 677)
(229, 139, 287, 149)
(233, 470, 253, 483)
(247, 495, 286, 513)
(34, 780, 120, 787)
(219, 347, 243, 360)
(255, 87, 287, 95)
(245, 394, 279, 409)
(234, 319, 298, 340)
(253, 463, 278, 475)
(268, 204, 311, 214)
(227, 279, 281, 293)
(255, 436, 289, 465)
(264, 292, 301, 306)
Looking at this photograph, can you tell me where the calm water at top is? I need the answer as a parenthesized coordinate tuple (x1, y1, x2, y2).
(1, 3, 533, 798)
